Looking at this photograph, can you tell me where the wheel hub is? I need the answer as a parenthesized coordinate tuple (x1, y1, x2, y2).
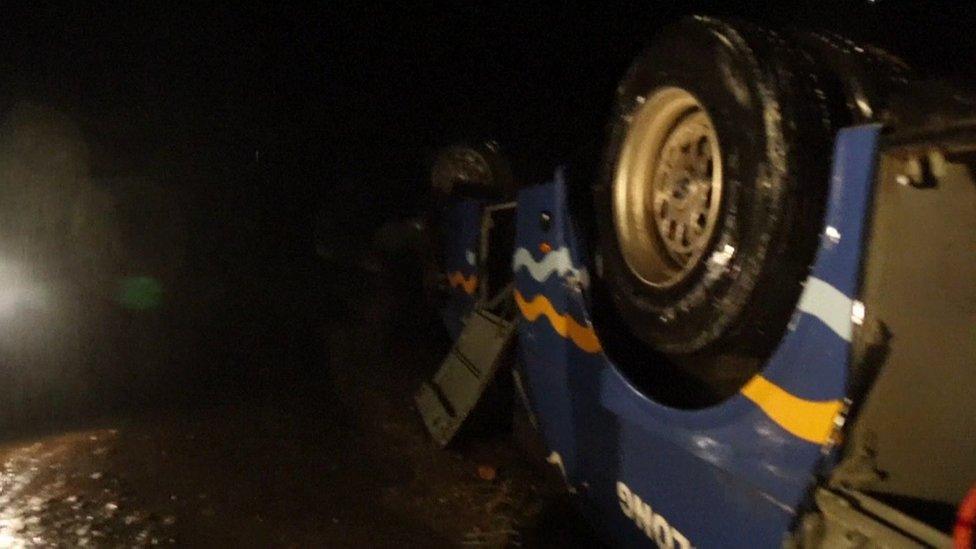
(613, 87, 723, 288)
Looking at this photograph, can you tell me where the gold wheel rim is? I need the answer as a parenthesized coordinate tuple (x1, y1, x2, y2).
(613, 87, 723, 288)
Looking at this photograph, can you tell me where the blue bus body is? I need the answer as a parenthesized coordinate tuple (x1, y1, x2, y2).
(441, 125, 882, 547)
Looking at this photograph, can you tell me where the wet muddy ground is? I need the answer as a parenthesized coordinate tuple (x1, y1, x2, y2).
(0, 263, 597, 547)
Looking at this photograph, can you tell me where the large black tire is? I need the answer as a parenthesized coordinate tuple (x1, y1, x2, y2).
(794, 30, 914, 125)
(592, 17, 843, 397)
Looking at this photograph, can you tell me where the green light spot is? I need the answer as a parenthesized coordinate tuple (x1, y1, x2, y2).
(117, 276, 163, 310)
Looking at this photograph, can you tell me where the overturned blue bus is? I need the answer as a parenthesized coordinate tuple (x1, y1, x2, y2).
(426, 16, 976, 548)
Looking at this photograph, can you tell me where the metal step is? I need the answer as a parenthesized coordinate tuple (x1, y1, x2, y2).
(415, 308, 516, 447)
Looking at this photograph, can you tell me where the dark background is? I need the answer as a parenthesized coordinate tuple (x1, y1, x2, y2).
(0, 0, 974, 436)
(6, 1, 976, 214)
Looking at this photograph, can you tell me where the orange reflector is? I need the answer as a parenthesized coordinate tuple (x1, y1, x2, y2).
(954, 483, 976, 548)
(539, 242, 552, 254)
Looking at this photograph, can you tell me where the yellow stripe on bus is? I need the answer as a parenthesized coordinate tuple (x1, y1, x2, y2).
(513, 289, 843, 445)
(514, 290, 602, 353)
(739, 375, 843, 445)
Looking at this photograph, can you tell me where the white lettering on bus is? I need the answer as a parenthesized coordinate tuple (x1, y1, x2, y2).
(616, 481, 692, 549)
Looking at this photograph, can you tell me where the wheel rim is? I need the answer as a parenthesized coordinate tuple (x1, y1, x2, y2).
(613, 87, 723, 289)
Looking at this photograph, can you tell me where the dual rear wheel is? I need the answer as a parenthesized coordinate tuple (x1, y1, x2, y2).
(431, 16, 911, 404)
(592, 17, 909, 402)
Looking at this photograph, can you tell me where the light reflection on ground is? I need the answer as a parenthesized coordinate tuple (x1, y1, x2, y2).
(0, 429, 175, 547)
(0, 267, 595, 547)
